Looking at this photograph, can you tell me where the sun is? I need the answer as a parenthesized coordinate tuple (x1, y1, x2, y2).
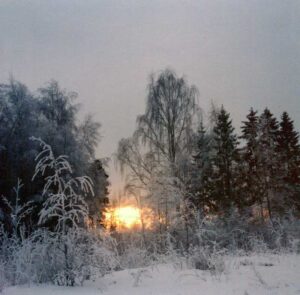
(115, 206, 141, 228)
(105, 206, 142, 230)
(104, 205, 154, 231)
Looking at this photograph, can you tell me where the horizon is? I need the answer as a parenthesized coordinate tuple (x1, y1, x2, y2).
(1, 0, 300, 196)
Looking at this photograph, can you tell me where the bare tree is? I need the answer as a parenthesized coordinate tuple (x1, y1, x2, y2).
(136, 69, 199, 176)
(116, 69, 200, 238)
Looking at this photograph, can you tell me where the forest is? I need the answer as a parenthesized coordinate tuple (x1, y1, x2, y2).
(0, 69, 300, 292)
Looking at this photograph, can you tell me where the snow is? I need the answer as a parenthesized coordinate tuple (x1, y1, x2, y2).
(3, 253, 300, 295)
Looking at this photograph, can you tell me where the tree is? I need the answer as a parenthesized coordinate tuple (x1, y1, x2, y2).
(0, 139, 116, 287)
(31, 137, 93, 232)
(238, 108, 262, 212)
(117, 69, 199, 233)
(0, 79, 38, 201)
(188, 122, 214, 213)
(37, 81, 80, 172)
(78, 114, 101, 160)
(0, 79, 103, 234)
(1, 179, 34, 237)
(116, 136, 157, 190)
(31, 137, 94, 285)
(136, 69, 199, 175)
(211, 106, 239, 212)
(256, 108, 280, 220)
(86, 159, 110, 227)
(277, 112, 300, 213)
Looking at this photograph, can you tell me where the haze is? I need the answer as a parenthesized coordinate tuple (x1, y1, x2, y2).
(1, 0, 300, 195)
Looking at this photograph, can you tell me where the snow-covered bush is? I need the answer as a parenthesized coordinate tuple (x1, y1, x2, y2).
(190, 210, 289, 254)
(30, 137, 117, 286)
(31, 137, 93, 232)
(1, 179, 34, 238)
(119, 246, 149, 269)
(188, 244, 226, 276)
(0, 138, 118, 287)
(47, 228, 118, 286)
(266, 216, 300, 252)
(0, 226, 118, 287)
(115, 231, 154, 269)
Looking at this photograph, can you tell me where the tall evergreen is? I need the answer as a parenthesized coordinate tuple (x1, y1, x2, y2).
(87, 159, 110, 227)
(240, 108, 259, 169)
(277, 112, 300, 213)
(211, 106, 239, 212)
(188, 122, 214, 213)
(238, 108, 261, 210)
(257, 108, 279, 219)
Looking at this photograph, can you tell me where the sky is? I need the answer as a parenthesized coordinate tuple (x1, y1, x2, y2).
(1, 0, 300, 196)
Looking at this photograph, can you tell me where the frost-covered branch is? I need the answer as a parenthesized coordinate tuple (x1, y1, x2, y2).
(31, 137, 94, 232)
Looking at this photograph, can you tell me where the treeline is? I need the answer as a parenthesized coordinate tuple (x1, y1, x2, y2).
(0, 79, 109, 235)
(189, 106, 300, 220)
(117, 69, 300, 252)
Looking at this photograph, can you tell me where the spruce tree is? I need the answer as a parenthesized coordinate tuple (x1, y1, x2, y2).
(87, 159, 110, 228)
(277, 112, 300, 213)
(211, 106, 239, 212)
(188, 122, 214, 213)
(257, 108, 279, 220)
(238, 108, 261, 210)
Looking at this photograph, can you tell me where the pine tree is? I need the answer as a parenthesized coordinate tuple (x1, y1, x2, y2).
(211, 106, 239, 212)
(277, 112, 300, 213)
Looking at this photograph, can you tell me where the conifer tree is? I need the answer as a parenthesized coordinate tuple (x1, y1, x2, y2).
(256, 108, 279, 220)
(87, 159, 110, 227)
(211, 106, 239, 212)
(277, 112, 300, 213)
(188, 122, 214, 213)
(238, 108, 261, 210)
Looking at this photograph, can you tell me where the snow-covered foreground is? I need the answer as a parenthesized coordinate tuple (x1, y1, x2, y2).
(3, 253, 300, 295)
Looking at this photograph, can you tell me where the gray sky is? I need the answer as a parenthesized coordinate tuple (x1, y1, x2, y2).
(1, 0, 300, 195)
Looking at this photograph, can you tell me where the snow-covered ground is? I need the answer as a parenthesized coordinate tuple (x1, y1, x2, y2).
(3, 253, 300, 295)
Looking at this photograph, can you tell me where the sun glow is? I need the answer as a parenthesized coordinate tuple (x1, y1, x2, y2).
(104, 206, 153, 231)
(115, 206, 141, 228)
